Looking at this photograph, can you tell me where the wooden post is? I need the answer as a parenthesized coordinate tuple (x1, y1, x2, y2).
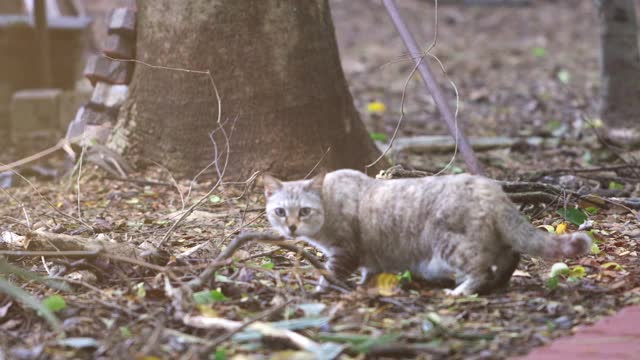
(34, 0, 53, 87)
(382, 0, 485, 175)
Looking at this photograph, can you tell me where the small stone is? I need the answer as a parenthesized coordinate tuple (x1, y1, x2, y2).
(102, 34, 135, 60)
(65, 106, 115, 143)
(107, 8, 136, 38)
(84, 55, 134, 86)
(90, 82, 129, 110)
(554, 315, 573, 330)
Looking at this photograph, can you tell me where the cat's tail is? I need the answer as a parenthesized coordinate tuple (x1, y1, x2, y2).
(497, 208, 592, 259)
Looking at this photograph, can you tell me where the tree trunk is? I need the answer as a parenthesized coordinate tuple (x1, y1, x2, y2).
(108, 0, 387, 180)
(595, 0, 640, 145)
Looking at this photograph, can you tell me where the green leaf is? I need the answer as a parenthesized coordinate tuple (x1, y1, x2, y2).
(209, 195, 223, 203)
(193, 288, 229, 304)
(584, 207, 600, 215)
(546, 120, 562, 131)
(397, 270, 412, 282)
(557, 69, 571, 84)
(370, 132, 389, 142)
(567, 276, 581, 284)
(261, 261, 275, 270)
(608, 181, 624, 190)
(590, 243, 602, 255)
(532, 47, 547, 57)
(556, 208, 588, 226)
(568, 265, 586, 278)
(120, 326, 132, 338)
(212, 348, 227, 360)
(0, 277, 62, 334)
(42, 295, 67, 313)
(546, 276, 559, 290)
(450, 166, 464, 174)
(582, 150, 592, 165)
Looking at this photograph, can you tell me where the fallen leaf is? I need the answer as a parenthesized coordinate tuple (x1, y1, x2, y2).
(376, 273, 400, 296)
(512, 270, 531, 278)
(555, 222, 568, 235)
(601, 262, 623, 271)
(549, 262, 569, 278)
(539, 225, 555, 233)
(367, 101, 386, 114)
(556, 208, 587, 226)
(568, 265, 586, 278)
(42, 295, 66, 313)
(57, 337, 98, 349)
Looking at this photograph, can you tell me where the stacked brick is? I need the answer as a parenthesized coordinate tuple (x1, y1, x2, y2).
(66, 7, 136, 146)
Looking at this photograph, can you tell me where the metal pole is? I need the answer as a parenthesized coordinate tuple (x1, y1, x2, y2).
(34, 0, 53, 87)
(382, 0, 485, 175)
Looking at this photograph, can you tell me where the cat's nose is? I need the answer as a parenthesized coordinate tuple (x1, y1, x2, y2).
(288, 225, 297, 233)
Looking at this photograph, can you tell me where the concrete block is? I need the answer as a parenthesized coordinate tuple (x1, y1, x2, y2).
(90, 82, 129, 110)
(10, 89, 62, 142)
(84, 55, 134, 86)
(0, 82, 11, 132)
(0, 82, 11, 112)
(107, 8, 136, 38)
(59, 88, 92, 130)
(103, 34, 135, 60)
(66, 105, 115, 143)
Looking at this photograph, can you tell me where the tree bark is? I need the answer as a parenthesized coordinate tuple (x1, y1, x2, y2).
(595, 0, 640, 144)
(108, 0, 387, 180)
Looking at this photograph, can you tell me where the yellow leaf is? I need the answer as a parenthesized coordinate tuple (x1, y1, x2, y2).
(568, 265, 586, 278)
(591, 243, 601, 255)
(601, 262, 623, 271)
(367, 101, 386, 114)
(555, 222, 568, 234)
(196, 305, 219, 317)
(376, 273, 400, 296)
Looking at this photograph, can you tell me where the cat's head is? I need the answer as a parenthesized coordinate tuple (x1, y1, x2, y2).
(262, 173, 325, 239)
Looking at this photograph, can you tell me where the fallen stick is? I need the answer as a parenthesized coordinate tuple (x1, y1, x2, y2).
(182, 314, 335, 355)
(380, 135, 555, 155)
(189, 232, 351, 291)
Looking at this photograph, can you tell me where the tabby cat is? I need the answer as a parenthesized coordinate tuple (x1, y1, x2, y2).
(263, 170, 591, 295)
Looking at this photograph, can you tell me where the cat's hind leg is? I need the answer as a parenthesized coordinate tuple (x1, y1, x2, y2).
(439, 233, 520, 296)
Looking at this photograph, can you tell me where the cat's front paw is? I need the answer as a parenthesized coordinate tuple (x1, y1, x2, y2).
(444, 287, 471, 297)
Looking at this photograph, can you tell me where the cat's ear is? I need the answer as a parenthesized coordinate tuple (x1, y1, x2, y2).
(262, 174, 282, 197)
(306, 171, 326, 193)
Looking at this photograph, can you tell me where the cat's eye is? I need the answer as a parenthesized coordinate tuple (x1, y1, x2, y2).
(274, 208, 286, 217)
(299, 207, 311, 217)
